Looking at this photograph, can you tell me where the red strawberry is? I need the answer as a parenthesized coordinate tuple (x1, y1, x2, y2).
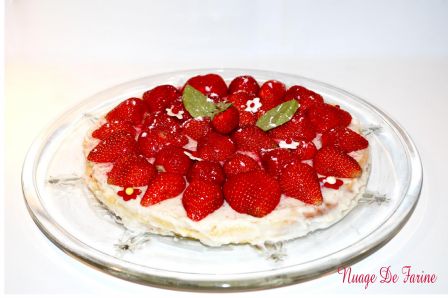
(211, 105, 239, 134)
(181, 117, 212, 140)
(268, 113, 316, 142)
(227, 92, 257, 127)
(142, 111, 182, 133)
(291, 139, 317, 160)
(258, 80, 286, 114)
(107, 154, 157, 187)
(307, 103, 352, 133)
(106, 98, 147, 125)
(143, 85, 181, 113)
(155, 146, 192, 175)
(228, 75, 260, 98)
(187, 161, 225, 185)
(231, 126, 277, 154)
(261, 148, 299, 178)
(279, 162, 323, 205)
(183, 74, 228, 102)
(321, 127, 368, 152)
(182, 180, 224, 221)
(223, 153, 260, 177)
(313, 146, 362, 178)
(223, 170, 281, 217)
(283, 85, 324, 111)
(196, 132, 236, 162)
(138, 128, 188, 158)
(140, 172, 186, 206)
(91, 120, 136, 140)
(87, 131, 138, 162)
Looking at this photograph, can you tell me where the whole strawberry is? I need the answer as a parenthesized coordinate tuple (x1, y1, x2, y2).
(107, 154, 157, 187)
(182, 180, 224, 221)
(223, 170, 281, 217)
(92, 120, 136, 140)
(268, 113, 316, 142)
(313, 146, 362, 178)
(280, 162, 323, 205)
(181, 117, 212, 141)
(155, 146, 192, 175)
(258, 80, 286, 109)
(307, 103, 352, 133)
(283, 85, 324, 111)
(321, 127, 368, 152)
(196, 132, 236, 162)
(261, 148, 299, 178)
(223, 153, 260, 177)
(228, 75, 260, 98)
(143, 85, 181, 113)
(140, 172, 186, 206)
(211, 105, 239, 134)
(106, 97, 147, 125)
(138, 128, 188, 158)
(291, 139, 317, 160)
(231, 126, 277, 154)
(183, 74, 228, 102)
(87, 131, 138, 163)
(187, 161, 225, 185)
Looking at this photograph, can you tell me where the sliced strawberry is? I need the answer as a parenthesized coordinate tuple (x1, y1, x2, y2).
(319, 176, 344, 190)
(307, 103, 352, 133)
(258, 80, 286, 115)
(231, 126, 277, 154)
(155, 146, 192, 175)
(107, 154, 157, 187)
(223, 170, 281, 217)
(261, 148, 299, 178)
(91, 120, 136, 140)
(105, 97, 147, 125)
(283, 85, 324, 111)
(87, 131, 138, 163)
(181, 117, 212, 140)
(321, 127, 368, 152)
(291, 139, 317, 160)
(228, 75, 260, 98)
(182, 180, 224, 221)
(313, 146, 362, 178)
(196, 132, 236, 162)
(143, 85, 181, 113)
(227, 92, 257, 127)
(183, 74, 228, 102)
(268, 113, 316, 141)
(140, 172, 186, 206)
(187, 161, 225, 185)
(211, 105, 239, 134)
(223, 153, 260, 177)
(280, 162, 323, 205)
(138, 128, 188, 158)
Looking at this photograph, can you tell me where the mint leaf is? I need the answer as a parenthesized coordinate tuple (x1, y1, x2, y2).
(256, 100, 299, 131)
(182, 85, 218, 118)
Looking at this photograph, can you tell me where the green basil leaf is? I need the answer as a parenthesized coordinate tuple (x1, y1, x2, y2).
(182, 85, 217, 118)
(256, 100, 299, 131)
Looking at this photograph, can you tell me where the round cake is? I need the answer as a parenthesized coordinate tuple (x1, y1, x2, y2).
(84, 74, 370, 247)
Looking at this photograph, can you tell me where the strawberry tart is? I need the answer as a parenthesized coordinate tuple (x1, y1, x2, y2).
(84, 74, 370, 247)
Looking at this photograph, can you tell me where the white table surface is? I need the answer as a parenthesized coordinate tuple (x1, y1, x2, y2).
(4, 0, 448, 295)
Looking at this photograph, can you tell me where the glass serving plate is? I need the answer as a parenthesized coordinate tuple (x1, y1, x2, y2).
(22, 69, 423, 290)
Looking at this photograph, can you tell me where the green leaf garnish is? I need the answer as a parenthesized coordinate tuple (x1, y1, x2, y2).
(256, 100, 299, 131)
(182, 85, 232, 119)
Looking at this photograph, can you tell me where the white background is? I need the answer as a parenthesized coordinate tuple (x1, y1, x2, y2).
(4, 0, 448, 295)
